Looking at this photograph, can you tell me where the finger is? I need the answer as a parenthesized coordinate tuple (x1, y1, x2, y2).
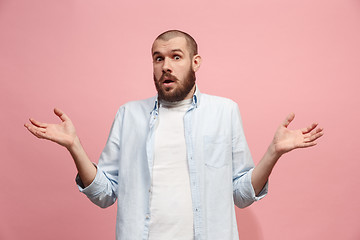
(307, 127, 324, 137)
(297, 142, 317, 148)
(33, 129, 51, 140)
(304, 129, 324, 143)
(301, 123, 318, 134)
(24, 123, 47, 139)
(282, 113, 295, 128)
(25, 123, 46, 134)
(29, 118, 48, 128)
(54, 108, 69, 122)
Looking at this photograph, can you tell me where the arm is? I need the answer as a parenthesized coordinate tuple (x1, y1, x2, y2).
(232, 104, 265, 208)
(24, 108, 96, 187)
(251, 113, 324, 195)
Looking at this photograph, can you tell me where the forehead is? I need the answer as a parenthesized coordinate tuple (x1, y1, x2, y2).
(152, 37, 189, 55)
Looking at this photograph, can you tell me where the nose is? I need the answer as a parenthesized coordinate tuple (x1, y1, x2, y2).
(162, 57, 172, 73)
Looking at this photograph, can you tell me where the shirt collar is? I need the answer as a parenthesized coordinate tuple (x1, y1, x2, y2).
(192, 85, 201, 108)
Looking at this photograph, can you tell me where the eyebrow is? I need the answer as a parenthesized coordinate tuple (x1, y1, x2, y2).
(152, 49, 184, 57)
(171, 49, 184, 54)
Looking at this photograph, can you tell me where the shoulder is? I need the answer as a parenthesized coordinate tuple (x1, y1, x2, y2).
(123, 96, 156, 109)
(200, 93, 238, 109)
(115, 96, 157, 117)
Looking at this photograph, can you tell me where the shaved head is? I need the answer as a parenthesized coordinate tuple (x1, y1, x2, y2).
(153, 30, 198, 57)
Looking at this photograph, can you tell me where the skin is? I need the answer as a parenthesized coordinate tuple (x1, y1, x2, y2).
(251, 113, 323, 194)
(24, 36, 324, 195)
(25, 108, 96, 187)
(152, 37, 201, 102)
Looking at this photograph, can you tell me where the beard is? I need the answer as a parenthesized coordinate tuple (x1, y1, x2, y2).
(153, 68, 196, 102)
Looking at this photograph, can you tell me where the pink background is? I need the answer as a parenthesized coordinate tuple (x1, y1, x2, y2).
(1, 0, 359, 239)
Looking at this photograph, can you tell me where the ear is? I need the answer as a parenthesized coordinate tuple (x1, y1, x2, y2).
(192, 55, 202, 72)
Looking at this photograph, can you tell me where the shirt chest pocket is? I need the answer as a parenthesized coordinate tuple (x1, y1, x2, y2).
(203, 135, 231, 168)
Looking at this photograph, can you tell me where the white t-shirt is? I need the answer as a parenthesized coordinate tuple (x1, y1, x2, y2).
(148, 98, 194, 240)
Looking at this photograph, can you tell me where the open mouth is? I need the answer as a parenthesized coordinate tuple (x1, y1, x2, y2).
(160, 73, 177, 86)
(164, 79, 174, 84)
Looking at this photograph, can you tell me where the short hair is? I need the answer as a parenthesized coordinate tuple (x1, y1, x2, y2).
(154, 30, 198, 56)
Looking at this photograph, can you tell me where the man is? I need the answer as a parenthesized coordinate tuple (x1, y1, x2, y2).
(24, 30, 323, 240)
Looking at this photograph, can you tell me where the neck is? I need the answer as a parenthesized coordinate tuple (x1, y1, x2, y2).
(183, 84, 196, 100)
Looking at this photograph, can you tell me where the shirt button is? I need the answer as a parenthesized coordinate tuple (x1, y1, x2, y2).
(146, 215, 150, 219)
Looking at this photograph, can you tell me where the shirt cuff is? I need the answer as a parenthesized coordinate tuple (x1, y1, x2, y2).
(248, 168, 269, 201)
(75, 164, 107, 197)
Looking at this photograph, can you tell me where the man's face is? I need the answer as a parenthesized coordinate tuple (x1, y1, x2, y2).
(152, 37, 200, 102)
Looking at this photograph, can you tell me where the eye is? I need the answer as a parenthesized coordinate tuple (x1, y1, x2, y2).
(155, 56, 163, 62)
(174, 55, 181, 60)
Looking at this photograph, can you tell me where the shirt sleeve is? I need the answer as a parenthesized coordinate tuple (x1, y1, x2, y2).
(75, 107, 124, 208)
(231, 103, 268, 208)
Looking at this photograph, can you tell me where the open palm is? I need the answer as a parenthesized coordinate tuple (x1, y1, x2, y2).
(273, 113, 323, 156)
(24, 108, 77, 149)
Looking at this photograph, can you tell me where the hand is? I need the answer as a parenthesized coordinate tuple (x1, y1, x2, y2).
(24, 108, 77, 149)
(272, 113, 324, 156)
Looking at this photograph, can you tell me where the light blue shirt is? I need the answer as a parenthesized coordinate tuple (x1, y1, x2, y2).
(76, 87, 268, 240)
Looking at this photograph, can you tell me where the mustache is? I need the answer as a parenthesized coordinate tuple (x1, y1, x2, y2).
(159, 72, 179, 82)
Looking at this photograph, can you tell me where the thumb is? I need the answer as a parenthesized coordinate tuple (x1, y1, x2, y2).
(54, 108, 70, 122)
(282, 113, 295, 128)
